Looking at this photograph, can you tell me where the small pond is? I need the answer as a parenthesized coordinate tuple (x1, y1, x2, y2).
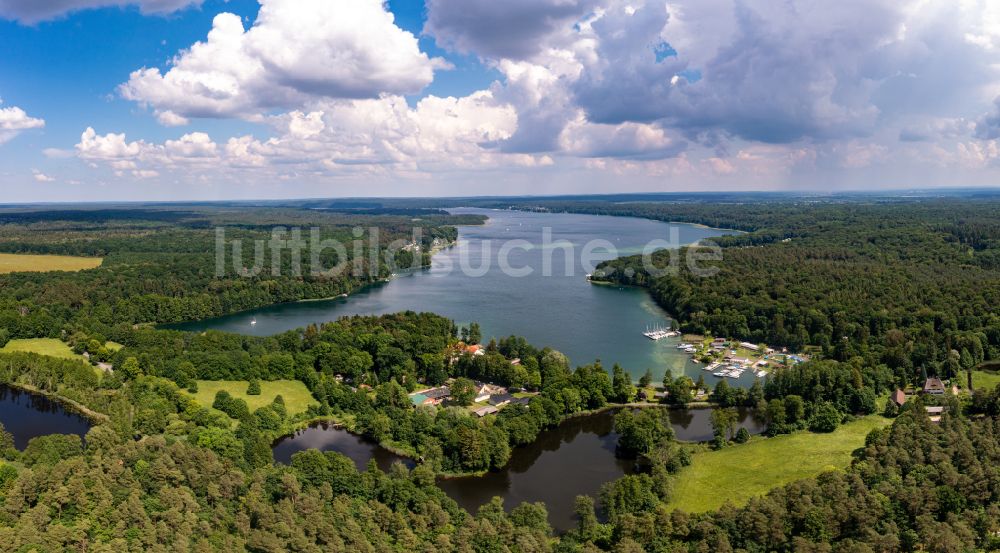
(0, 385, 92, 449)
(272, 421, 411, 472)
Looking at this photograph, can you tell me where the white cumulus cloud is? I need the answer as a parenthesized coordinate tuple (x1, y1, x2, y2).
(121, 0, 446, 121)
(31, 169, 55, 182)
(76, 91, 524, 178)
(0, 102, 45, 144)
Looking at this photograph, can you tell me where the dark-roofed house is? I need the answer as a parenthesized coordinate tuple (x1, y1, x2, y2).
(923, 377, 946, 395)
(409, 386, 450, 407)
(488, 393, 514, 407)
(474, 382, 506, 403)
(891, 389, 907, 406)
(424, 387, 450, 400)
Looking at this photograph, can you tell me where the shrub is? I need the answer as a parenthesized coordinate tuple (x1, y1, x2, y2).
(734, 427, 751, 443)
(808, 402, 841, 433)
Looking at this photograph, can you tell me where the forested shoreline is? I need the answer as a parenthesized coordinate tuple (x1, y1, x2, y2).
(556, 200, 1000, 388)
(0, 200, 997, 551)
(0, 206, 479, 335)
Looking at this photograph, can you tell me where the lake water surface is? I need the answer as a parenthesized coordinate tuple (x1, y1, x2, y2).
(273, 408, 764, 531)
(169, 209, 748, 385)
(0, 385, 92, 449)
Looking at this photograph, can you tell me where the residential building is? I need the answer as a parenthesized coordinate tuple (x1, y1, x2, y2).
(488, 393, 514, 407)
(891, 389, 907, 407)
(923, 377, 946, 395)
(473, 405, 499, 417)
(474, 381, 506, 403)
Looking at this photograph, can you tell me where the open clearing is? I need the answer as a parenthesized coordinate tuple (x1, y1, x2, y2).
(0, 253, 102, 274)
(1, 338, 88, 362)
(185, 380, 318, 415)
(971, 370, 1000, 391)
(0, 338, 103, 375)
(667, 415, 891, 513)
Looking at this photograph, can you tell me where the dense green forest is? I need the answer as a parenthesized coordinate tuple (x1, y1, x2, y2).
(541, 199, 1000, 386)
(0, 206, 480, 334)
(0, 349, 998, 551)
(0, 199, 999, 550)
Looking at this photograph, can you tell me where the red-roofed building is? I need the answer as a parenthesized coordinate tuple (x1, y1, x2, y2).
(891, 389, 907, 407)
(465, 344, 484, 356)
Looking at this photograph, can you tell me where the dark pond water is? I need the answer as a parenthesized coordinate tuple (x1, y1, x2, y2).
(0, 385, 92, 449)
(167, 208, 743, 386)
(272, 421, 411, 472)
(273, 408, 763, 531)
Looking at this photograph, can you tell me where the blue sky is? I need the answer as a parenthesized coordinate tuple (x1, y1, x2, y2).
(1, 0, 1000, 201)
(0, 0, 495, 167)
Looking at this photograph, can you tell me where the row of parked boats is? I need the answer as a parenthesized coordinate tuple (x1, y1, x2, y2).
(703, 361, 768, 379)
(643, 325, 680, 340)
(650, 326, 773, 380)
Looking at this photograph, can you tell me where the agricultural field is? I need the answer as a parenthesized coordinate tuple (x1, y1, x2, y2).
(0, 252, 102, 274)
(666, 415, 891, 513)
(185, 379, 318, 415)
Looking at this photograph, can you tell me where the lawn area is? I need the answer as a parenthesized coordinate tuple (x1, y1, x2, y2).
(667, 415, 891, 513)
(1, 338, 88, 362)
(0, 252, 102, 274)
(971, 370, 1000, 391)
(0, 338, 103, 376)
(185, 380, 318, 415)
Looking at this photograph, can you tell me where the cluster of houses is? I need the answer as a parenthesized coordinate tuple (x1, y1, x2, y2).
(408, 379, 531, 417)
(891, 377, 956, 423)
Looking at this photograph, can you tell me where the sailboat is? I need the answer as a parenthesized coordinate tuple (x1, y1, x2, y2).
(642, 322, 672, 340)
(250, 318, 257, 326)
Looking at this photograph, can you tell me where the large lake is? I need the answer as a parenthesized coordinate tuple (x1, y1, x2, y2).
(273, 408, 764, 531)
(168, 208, 747, 384)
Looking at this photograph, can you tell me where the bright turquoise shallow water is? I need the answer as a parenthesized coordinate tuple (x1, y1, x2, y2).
(169, 208, 748, 384)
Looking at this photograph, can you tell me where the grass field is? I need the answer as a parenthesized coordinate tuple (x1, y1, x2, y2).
(666, 415, 891, 513)
(0, 252, 102, 274)
(1, 338, 88, 362)
(971, 370, 1000, 391)
(0, 338, 103, 376)
(185, 380, 318, 415)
